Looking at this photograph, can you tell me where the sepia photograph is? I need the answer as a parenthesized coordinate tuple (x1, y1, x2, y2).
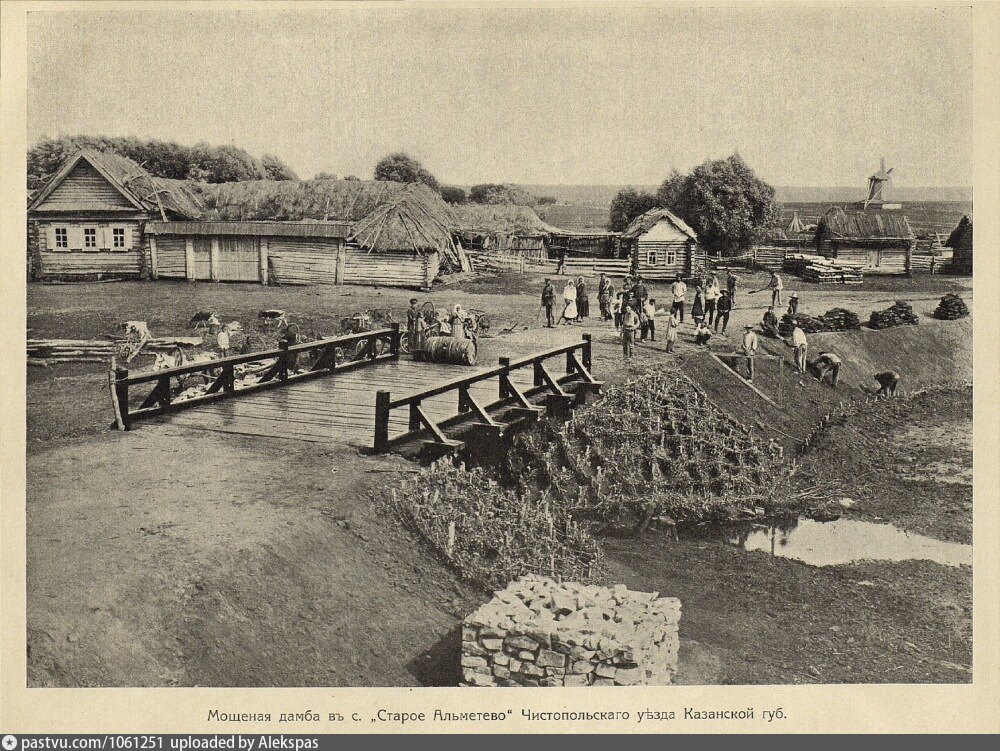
(2, 0, 997, 734)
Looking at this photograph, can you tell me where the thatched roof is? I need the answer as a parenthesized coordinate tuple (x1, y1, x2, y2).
(816, 206, 914, 240)
(194, 179, 462, 261)
(946, 214, 973, 252)
(451, 203, 560, 236)
(621, 208, 697, 240)
(28, 149, 205, 219)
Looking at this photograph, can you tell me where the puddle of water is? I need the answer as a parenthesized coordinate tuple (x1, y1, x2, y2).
(689, 517, 972, 568)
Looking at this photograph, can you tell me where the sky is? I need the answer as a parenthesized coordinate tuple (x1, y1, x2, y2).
(27, 3, 974, 188)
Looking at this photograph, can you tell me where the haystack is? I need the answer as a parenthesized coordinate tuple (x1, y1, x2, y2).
(451, 203, 560, 237)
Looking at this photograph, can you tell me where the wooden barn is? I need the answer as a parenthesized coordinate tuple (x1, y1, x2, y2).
(815, 206, 914, 275)
(946, 214, 973, 275)
(451, 203, 556, 262)
(620, 208, 703, 280)
(26, 149, 203, 280)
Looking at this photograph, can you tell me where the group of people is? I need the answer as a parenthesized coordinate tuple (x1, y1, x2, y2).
(541, 277, 593, 327)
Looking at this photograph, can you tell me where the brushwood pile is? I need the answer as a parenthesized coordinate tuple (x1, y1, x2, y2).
(778, 308, 861, 335)
(869, 300, 920, 329)
(933, 293, 969, 321)
(461, 575, 681, 687)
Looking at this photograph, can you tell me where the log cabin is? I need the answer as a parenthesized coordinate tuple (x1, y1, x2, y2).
(815, 206, 914, 275)
(27, 150, 468, 288)
(620, 208, 703, 281)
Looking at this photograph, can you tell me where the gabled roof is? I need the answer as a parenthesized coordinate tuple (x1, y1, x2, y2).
(816, 206, 914, 240)
(28, 149, 205, 219)
(621, 208, 697, 241)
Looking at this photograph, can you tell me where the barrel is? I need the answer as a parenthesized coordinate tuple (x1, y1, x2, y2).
(420, 336, 477, 366)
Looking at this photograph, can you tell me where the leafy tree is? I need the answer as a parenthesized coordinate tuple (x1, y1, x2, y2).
(469, 183, 537, 206)
(661, 154, 779, 253)
(440, 185, 467, 204)
(608, 187, 658, 232)
(373, 152, 439, 191)
(314, 171, 338, 180)
(537, 195, 558, 205)
(261, 153, 299, 181)
(344, 175, 361, 181)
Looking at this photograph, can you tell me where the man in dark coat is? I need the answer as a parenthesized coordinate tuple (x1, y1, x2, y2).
(541, 279, 556, 328)
(576, 277, 589, 319)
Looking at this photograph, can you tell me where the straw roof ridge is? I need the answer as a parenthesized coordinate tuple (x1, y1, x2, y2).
(817, 206, 914, 240)
(620, 207, 697, 240)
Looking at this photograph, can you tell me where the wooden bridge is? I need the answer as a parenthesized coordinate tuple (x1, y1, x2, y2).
(111, 327, 602, 452)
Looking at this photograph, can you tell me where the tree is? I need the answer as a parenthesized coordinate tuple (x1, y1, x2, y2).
(314, 171, 338, 180)
(469, 183, 537, 206)
(608, 187, 658, 232)
(662, 154, 779, 254)
(261, 153, 299, 181)
(440, 186, 467, 204)
(537, 195, 558, 205)
(373, 152, 439, 191)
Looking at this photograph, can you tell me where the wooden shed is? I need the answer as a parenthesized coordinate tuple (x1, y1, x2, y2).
(451, 203, 556, 262)
(620, 208, 702, 280)
(815, 206, 914, 275)
(26, 149, 203, 280)
(946, 215, 973, 275)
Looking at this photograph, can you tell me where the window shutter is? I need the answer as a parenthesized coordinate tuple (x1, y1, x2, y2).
(124, 225, 134, 250)
(45, 224, 55, 251)
(98, 225, 109, 250)
(69, 225, 84, 251)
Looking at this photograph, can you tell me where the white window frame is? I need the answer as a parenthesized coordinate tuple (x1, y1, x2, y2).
(646, 249, 658, 266)
(666, 249, 677, 266)
(111, 226, 127, 250)
(53, 226, 69, 251)
(83, 226, 99, 251)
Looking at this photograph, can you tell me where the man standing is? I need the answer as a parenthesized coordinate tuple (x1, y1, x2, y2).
(715, 289, 733, 333)
(704, 275, 720, 326)
(670, 276, 687, 322)
(813, 351, 842, 386)
(598, 273, 612, 320)
(406, 298, 421, 350)
(727, 270, 738, 307)
(541, 278, 556, 328)
(789, 324, 808, 373)
(622, 303, 640, 360)
(741, 324, 759, 382)
(765, 271, 784, 307)
(664, 310, 680, 353)
(576, 276, 589, 319)
(642, 297, 659, 341)
(632, 275, 648, 311)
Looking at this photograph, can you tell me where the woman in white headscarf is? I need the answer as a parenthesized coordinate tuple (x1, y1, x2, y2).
(449, 304, 467, 338)
(560, 280, 578, 324)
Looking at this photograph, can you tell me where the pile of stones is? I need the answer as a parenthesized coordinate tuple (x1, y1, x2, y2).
(461, 575, 681, 687)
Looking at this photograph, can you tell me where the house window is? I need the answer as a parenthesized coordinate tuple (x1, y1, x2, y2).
(112, 227, 127, 249)
(84, 227, 98, 249)
(54, 227, 68, 249)
(666, 249, 677, 265)
(646, 250, 658, 266)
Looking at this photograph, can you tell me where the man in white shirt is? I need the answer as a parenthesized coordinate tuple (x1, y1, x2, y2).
(670, 277, 687, 323)
(753, 271, 784, 307)
(741, 324, 759, 381)
(789, 325, 807, 373)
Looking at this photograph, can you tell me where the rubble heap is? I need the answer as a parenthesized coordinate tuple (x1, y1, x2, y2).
(869, 300, 920, 329)
(932, 293, 970, 321)
(461, 575, 681, 687)
(778, 308, 861, 336)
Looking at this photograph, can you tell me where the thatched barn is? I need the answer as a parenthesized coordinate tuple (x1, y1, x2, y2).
(451, 203, 558, 261)
(27, 149, 203, 279)
(946, 214, 973, 275)
(27, 150, 468, 288)
(815, 206, 914, 275)
(620, 208, 703, 280)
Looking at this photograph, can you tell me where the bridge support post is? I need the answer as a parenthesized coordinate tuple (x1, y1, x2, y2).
(498, 357, 510, 398)
(582, 334, 592, 371)
(374, 390, 391, 453)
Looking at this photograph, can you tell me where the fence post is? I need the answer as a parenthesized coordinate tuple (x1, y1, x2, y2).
(582, 333, 592, 371)
(374, 390, 390, 452)
(278, 341, 289, 381)
(389, 322, 401, 360)
(115, 366, 131, 430)
(498, 356, 510, 399)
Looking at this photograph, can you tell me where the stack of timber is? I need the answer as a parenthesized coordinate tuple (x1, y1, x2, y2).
(751, 246, 786, 272)
(27, 339, 116, 365)
(932, 293, 970, 321)
(561, 257, 631, 276)
(797, 257, 864, 284)
(783, 252, 826, 274)
(778, 308, 861, 336)
(869, 301, 920, 330)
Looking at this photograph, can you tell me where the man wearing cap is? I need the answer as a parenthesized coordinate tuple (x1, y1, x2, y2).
(787, 292, 800, 316)
(741, 324, 759, 382)
(670, 276, 687, 322)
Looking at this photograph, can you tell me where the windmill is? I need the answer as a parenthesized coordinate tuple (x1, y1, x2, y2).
(861, 157, 901, 209)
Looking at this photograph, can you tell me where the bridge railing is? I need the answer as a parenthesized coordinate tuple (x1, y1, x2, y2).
(111, 325, 400, 430)
(373, 334, 600, 452)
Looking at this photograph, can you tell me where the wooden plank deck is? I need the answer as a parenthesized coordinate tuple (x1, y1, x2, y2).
(165, 357, 541, 447)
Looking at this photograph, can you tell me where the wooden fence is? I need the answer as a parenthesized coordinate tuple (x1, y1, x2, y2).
(111, 326, 400, 430)
(373, 335, 602, 452)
